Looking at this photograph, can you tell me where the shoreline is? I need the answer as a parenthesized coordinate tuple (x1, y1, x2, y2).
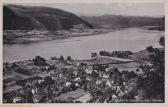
(3, 49, 142, 64)
(3, 28, 114, 44)
(3, 26, 163, 44)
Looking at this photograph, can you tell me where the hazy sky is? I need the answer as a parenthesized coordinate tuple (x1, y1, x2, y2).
(16, 3, 164, 17)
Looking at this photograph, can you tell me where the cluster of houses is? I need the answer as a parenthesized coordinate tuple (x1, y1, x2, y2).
(3, 56, 144, 103)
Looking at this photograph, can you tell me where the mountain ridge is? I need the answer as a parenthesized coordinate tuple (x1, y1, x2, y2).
(81, 15, 164, 29)
(3, 4, 94, 30)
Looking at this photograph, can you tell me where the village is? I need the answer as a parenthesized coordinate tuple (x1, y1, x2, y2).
(3, 50, 147, 103)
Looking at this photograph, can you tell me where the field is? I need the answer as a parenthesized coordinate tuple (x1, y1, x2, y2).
(79, 56, 133, 66)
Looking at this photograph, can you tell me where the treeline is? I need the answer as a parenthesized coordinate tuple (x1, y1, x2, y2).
(137, 37, 165, 101)
(99, 50, 132, 58)
(81, 15, 164, 29)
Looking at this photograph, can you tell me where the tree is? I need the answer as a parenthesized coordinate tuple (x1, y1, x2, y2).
(146, 46, 154, 53)
(159, 37, 165, 47)
(59, 56, 64, 61)
(137, 38, 165, 102)
(32, 56, 46, 66)
(50, 56, 57, 60)
(91, 52, 97, 58)
(67, 56, 72, 61)
(44, 76, 54, 85)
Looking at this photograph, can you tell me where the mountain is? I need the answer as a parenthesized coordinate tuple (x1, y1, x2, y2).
(3, 5, 94, 30)
(81, 15, 164, 29)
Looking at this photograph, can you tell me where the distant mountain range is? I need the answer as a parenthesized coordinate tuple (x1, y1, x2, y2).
(3, 5, 164, 31)
(3, 5, 94, 30)
(81, 15, 164, 29)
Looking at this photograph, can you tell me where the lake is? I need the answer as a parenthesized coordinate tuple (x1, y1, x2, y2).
(3, 28, 164, 62)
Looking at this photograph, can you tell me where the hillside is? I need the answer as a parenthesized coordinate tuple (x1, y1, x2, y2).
(81, 15, 164, 29)
(3, 5, 94, 30)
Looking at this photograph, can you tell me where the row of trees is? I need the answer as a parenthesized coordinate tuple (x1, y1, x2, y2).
(50, 56, 72, 61)
(99, 50, 132, 58)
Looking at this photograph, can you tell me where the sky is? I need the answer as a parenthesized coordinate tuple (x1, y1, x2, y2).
(13, 3, 164, 17)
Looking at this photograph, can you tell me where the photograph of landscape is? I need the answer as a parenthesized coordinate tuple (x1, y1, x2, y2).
(3, 3, 165, 103)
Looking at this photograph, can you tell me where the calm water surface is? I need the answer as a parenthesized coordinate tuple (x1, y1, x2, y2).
(3, 28, 164, 62)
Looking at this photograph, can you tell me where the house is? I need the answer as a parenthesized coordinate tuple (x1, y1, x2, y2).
(74, 77, 81, 82)
(103, 73, 109, 79)
(85, 68, 92, 74)
(86, 76, 92, 81)
(75, 83, 80, 87)
(106, 80, 112, 87)
(72, 24, 87, 30)
(112, 94, 117, 99)
(76, 62, 80, 66)
(65, 82, 72, 87)
(105, 67, 111, 72)
(31, 89, 35, 95)
(32, 94, 45, 103)
(73, 70, 78, 76)
(13, 97, 22, 103)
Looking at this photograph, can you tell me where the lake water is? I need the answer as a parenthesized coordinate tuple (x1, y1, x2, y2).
(3, 28, 164, 62)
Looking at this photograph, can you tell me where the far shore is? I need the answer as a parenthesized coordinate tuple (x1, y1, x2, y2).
(3, 28, 114, 44)
(3, 26, 163, 44)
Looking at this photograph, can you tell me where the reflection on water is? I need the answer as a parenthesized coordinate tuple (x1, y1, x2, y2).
(3, 28, 163, 62)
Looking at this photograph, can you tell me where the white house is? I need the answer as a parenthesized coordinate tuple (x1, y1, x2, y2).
(75, 83, 80, 87)
(74, 77, 81, 82)
(85, 68, 92, 74)
(106, 80, 112, 87)
(65, 82, 72, 87)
